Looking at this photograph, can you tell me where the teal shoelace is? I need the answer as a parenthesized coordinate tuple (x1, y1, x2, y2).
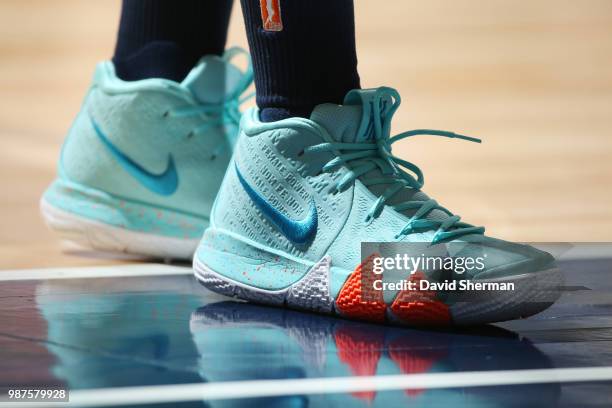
(305, 87, 485, 244)
(166, 47, 254, 157)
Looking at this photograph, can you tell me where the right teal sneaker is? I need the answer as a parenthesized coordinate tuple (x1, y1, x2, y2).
(194, 86, 562, 326)
(41, 48, 253, 260)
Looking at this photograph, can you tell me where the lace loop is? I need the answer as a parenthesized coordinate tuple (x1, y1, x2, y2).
(308, 87, 485, 243)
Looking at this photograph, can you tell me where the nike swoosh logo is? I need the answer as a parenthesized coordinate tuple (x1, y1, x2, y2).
(90, 115, 178, 196)
(235, 163, 317, 244)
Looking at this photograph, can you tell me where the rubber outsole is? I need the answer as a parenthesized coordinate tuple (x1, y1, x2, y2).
(40, 198, 198, 260)
(193, 256, 563, 326)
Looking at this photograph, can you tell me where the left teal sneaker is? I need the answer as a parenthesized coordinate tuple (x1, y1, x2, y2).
(41, 48, 253, 260)
(194, 86, 562, 326)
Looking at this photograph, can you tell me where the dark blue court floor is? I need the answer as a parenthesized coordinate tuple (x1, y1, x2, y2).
(1, 257, 611, 407)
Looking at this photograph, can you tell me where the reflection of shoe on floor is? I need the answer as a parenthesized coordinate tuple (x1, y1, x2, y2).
(189, 301, 560, 407)
(41, 48, 253, 260)
(194, 86, 562, 325)
(190, 302, 309, 408)
(36, 278, 203, 390)
(334, 324, 386, 401)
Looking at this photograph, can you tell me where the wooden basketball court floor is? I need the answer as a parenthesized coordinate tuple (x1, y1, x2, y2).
(0, 1, 612, 407)
(0, 0, 611, 268)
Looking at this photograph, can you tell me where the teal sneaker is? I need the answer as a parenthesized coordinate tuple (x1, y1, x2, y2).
(193, 86, 562, 326)
(41, 48, 253, 260)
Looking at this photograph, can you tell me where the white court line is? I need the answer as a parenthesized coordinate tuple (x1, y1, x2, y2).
(4, 366, 612, 407)
(0, 264, 192, 281)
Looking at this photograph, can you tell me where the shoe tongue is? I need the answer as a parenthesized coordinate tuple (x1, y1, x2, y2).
(310, 88, 392, 143)
(181, 54, 244, 104)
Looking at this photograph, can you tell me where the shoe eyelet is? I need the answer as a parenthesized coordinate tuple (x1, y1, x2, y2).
(162, 111, 170, 118)
(297, 149, 305, 157)
(210, 154, 217, 161)
(187, 131, 194, 139)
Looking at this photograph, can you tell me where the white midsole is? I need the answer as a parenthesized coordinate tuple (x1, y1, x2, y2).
(40, 199, 199, 260)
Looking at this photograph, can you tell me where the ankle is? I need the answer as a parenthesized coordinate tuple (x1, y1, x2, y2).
(112, 41, 196, 82)
(259, 106, 314, 122)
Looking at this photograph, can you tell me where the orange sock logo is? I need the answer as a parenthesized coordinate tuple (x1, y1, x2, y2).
(260, 0, 283, 31)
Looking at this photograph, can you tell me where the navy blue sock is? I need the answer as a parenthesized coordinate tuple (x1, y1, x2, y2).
(113, 0, 234, 82)
(240, 0, 360, 121)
